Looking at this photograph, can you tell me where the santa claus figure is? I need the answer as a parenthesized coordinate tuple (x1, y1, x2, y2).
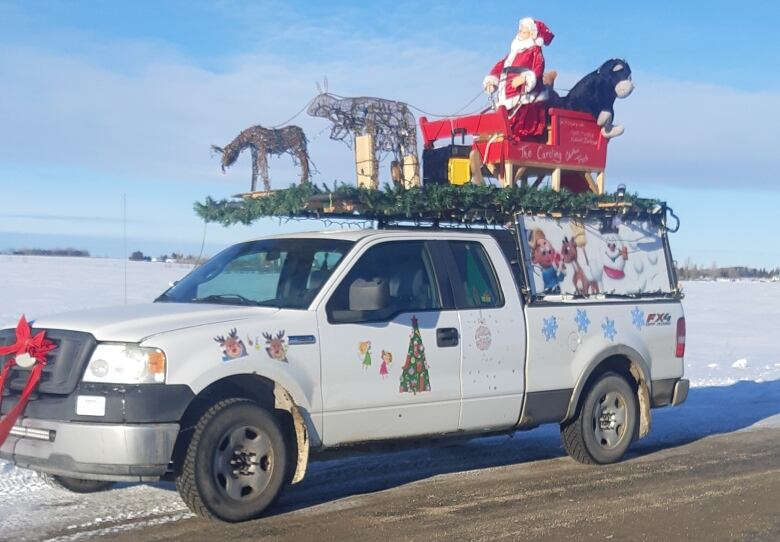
(483, 17, 554, 138)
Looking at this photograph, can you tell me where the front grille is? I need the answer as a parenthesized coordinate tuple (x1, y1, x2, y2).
(0, 328, 96, 396)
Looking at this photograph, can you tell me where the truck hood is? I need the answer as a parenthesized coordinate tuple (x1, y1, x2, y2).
(31, 303, 280, 342)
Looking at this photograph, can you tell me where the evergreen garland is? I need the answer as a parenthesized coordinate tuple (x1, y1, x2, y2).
(194, 183, 661, 226)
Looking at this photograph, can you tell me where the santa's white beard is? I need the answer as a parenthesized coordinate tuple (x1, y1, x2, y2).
(509, 36, 535, 54)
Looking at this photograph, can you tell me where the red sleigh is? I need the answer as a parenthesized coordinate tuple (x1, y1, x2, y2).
(419, 106, 609, 194)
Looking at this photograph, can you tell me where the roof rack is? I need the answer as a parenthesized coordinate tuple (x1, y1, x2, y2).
(196, 184, 670, 230)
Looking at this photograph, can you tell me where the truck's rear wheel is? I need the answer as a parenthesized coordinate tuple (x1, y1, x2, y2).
(176, 398, 288, 522)
(561, 372, 638, 465)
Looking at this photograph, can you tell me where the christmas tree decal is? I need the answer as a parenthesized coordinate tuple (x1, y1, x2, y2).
(400, 316, 431, 394)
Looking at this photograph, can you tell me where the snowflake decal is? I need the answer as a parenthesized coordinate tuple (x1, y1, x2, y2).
(575, 309, 591, 334)
(602, 317, 617, 341)
(631, 306, 645, 331)
(542, 316, 559, 342)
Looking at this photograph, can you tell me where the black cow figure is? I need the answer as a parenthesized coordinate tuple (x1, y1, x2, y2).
(550, 59, 634, 139)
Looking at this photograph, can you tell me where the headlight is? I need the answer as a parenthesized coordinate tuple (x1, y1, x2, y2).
(83, 343, 166, 384)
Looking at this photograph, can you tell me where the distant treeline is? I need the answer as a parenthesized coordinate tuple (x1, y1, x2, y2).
(677, 263, 780, 280)
(6, 248, 90, 257)
(129, 250, 204, 264)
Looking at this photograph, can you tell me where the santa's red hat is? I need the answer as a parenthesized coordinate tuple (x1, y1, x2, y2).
(534, 20, 554, 46)
(519, 17, 554, 47)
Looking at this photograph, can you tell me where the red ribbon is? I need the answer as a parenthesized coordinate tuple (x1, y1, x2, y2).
(0, 315, 56, 447)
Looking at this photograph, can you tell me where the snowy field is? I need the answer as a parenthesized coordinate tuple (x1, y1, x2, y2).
(0, 255, 194, 325)
(1, 255, 780, 540)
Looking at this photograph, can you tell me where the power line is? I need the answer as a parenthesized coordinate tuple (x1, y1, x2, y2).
(196, 219, 208, 266)
(123, 193, 127, 305)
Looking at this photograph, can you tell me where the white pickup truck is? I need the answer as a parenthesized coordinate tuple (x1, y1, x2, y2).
(0, 213, 688, 522)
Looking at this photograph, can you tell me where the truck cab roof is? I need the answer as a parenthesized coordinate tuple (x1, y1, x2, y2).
(247, 228, 516, 243)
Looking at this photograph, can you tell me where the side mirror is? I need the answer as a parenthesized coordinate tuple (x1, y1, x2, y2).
(349, 278, 389, 311)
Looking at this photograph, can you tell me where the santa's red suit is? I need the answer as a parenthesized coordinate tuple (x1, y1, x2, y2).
(483, 18, 554, 138)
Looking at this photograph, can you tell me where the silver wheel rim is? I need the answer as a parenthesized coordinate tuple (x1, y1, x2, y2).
(592, 390, 628, 449)
(212, 424, 274, 501)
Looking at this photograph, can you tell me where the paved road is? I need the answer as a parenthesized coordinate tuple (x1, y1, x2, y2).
(97, 427, 780, 542)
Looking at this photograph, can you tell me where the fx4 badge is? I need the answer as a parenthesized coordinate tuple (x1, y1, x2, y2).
(646, 313, 672, 326)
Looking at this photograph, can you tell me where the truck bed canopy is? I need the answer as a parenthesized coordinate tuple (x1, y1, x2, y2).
(516, 213, 677, 301)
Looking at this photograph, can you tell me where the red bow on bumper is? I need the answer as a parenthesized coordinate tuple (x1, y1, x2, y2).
(0, 315, 56, 447)
(0, 315, 56, 363)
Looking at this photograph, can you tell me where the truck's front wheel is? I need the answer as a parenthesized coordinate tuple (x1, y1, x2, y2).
(561, 372, 638, 465)
(177, 398, 288, 522)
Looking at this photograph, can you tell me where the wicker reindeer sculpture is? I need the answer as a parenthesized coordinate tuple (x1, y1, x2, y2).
(211, 125, 311, 192)
(307, 89, 419, 185)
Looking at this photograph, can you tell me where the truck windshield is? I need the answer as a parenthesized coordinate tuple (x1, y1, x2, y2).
(157, 238, 354, 309)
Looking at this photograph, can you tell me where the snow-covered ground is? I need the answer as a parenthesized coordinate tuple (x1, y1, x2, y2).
(0, 255, 194, 325)
(1, 255, 779, 540)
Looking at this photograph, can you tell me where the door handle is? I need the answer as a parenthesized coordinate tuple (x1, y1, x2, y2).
(436, 327, 459, 347)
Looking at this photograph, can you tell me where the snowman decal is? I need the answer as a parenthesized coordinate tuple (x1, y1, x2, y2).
(602, 233, 628, 292)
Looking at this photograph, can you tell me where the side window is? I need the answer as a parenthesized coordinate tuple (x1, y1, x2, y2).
(327, 241, 441, 323)
(307, 250, 345, 290)
(448, 241, 503, 309)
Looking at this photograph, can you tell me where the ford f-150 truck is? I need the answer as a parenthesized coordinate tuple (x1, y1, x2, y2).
(0, 212, 688, 522)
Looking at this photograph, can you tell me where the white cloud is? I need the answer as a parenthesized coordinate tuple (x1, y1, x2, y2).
(608, 74, 778, 188)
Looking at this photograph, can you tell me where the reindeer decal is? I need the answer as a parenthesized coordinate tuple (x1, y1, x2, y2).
(561, 236, 599, 297)
(211, 124, 311, 192)
(262, 331, 288, 363)
(565, 222, 603, 296)
(214, 328, 248, 362)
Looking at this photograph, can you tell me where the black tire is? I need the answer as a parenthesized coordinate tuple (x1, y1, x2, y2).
(561, 372, 638, 465)
(176, 398, 288, 522)
(43, 474, 115, 493)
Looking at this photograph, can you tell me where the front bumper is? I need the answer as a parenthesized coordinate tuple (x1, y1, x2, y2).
(0, 417, 179, 482)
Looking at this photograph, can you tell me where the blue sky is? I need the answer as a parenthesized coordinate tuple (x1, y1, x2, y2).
(0, 1, 778, 266)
